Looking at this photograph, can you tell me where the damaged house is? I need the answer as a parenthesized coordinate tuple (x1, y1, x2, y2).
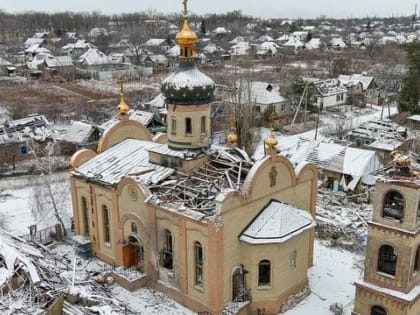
(69, 10, 318, 315)
(346, 119, 412, 162)
(283, 139, 383, 191)
(0, 115, 53, 168)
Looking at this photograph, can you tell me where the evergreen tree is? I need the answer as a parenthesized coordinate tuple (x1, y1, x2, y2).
(200, 20, 206, 35)
(398, 42, 420, 114)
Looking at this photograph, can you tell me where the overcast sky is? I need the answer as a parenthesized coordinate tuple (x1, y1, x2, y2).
(1, 0, 418, 19)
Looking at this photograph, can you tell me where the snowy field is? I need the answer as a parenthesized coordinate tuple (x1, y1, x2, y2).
(0, 172, 72, 236)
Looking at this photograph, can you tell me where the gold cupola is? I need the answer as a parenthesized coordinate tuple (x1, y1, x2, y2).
(117, 77, 130, 118)
(265, 130, 278, 150)
(176, 0, 197, 59)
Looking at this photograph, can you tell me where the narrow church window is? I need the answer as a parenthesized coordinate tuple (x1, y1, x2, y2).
(377, 245, 397, 276)
(194, 241, 203, 286)
(102, 205, 110, 244)
(161, 229, 173, 270)
(414, 246, 420, 273)
(258, 259, 271, 286)
(269, 166, 278, 187)
(131, 222, 138, 234)
(383, 190, 404, 222)
(81, 197, 89, 237)
(171, 117, 176, 135)
(185, 117, 192, 134)
(200, 116, 206, 134)
(289, 250, 297, 269)
(371, 305, 387, 315)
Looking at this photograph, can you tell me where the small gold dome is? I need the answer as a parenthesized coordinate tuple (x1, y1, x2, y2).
(176, 18, 197, 45)
(117, 93, 130, 115)
(265, 131, 278, 149)
(227, 131, 238, 144)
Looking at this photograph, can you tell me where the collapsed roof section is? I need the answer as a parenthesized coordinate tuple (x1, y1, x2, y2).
(72, 139, 253, 219)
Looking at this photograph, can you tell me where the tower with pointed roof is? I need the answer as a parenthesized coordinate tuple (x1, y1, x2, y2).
(161, 0, 215, 151)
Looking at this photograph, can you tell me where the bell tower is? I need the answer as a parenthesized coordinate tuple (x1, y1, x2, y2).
(352, 154, 420, 315)
(161, 0, 215, 151)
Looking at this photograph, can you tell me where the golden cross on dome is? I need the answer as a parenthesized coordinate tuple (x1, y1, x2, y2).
(117, 76, 125, 94)
(183, 0, 188, 16)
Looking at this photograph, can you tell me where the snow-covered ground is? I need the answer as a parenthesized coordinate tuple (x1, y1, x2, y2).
(284, 240, 363, 315)
(0, 172, 71, 236)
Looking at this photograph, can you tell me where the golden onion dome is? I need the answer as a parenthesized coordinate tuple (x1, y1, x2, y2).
(265, 131, 278, 149)
(117, 93, 130, 115)
(227, 131, 238, 144)
(176, 18, 197, 45)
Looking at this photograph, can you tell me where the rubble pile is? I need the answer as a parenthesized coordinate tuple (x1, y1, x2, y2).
(0, 230, 138, 314)
(280, 286, 311, 313)
(315, 188, 372, 252)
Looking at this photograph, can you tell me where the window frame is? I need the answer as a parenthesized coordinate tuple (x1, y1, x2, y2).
(194, 241, 204, 286)
(258, 259, 271, 287)
(185, 117, 192, 135)
(102, 205, 111, 245)
(81, 196, 89, 237)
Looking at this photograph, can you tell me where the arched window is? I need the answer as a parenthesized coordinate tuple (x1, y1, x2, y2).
(131, 222, 138, 234)
(185, 117, 192, 134)
(371, 305, 387, 315)
(383, 190, 404, 221)
(161, 229, 173, 269)
(200, 116, 206, 134)
(414, 245, 420, 273)
(377, 245, 397, 276)
(258, 259, 271, 286)
(102, 205, 110, 244)
(194, 241, 203, 285)
(81, 197, 89, 236)
(171, 117, 176, 135)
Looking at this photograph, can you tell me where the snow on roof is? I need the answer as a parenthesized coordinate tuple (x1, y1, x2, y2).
(45, 55, 74, 68)
(239, 200, 315, 244)
(213, 27, 228, 34)
(257, 34, 274, 42)
(25, 45, 50, 54)
(99, 110, 155, 131)
(166, 45, 180, 57)
(143, 38, 167, 47)
(230, 41, 250, 56)
(282, 37, 305, 49)
(338, 74, 374, 90)
(0, 57, 12, 66)
(145, 93, 166, 109)
(161, 64, 214, 89)
(203, 43, 224, 54)
(24, 37, 44, 48)
(0, 115, 51, 144)
(62, 39, 93, 51)
(305, 38, 322, 50)
(257, 41, 280, 55)
(73, 138, 174, 186)
(313, 79, 347, 96)
(231, 81, 287, 105)
(330, 37, 347, 48)
(284, 139, 382, 187)
(78, 48, 111, 65)
(347, 119, 408, 152)
(407, 114, 420, 122)
(61, 121, 95, 144)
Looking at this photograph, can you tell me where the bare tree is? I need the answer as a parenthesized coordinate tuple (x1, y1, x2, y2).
(29, 141, 70, 235)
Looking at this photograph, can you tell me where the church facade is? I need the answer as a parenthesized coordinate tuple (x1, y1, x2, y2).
(69, 2, 318, 314)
